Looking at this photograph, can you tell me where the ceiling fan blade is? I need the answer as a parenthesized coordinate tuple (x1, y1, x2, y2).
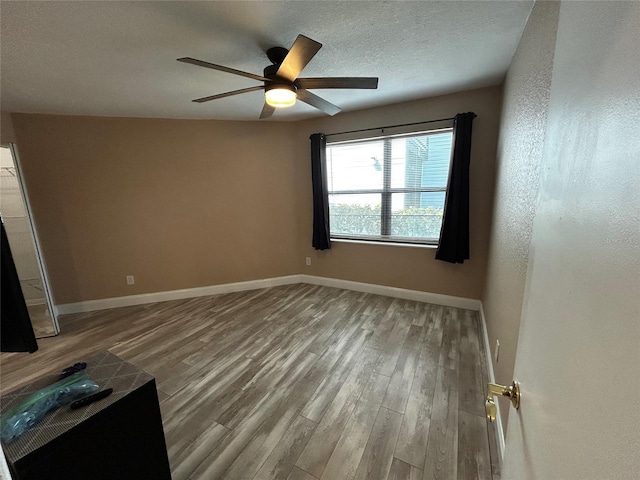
(297, 89, 341, 116)
(295, 77, 379, 90)
(259, 103, 275, 119)
(276, 35, 322, 82)
(178, 57, 269, 82)
(192, 86, 264, 103)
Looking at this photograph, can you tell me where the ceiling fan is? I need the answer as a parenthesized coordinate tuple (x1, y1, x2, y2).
(177, 34, 378, 119)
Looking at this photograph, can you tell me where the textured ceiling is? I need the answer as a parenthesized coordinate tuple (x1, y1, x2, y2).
(0, 1, 533, 121)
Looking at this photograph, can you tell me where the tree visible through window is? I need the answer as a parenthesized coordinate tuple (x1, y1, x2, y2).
(327, 129, 453, 245)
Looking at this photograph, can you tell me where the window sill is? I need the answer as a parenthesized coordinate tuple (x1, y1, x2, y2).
(330, 238, 438, 249)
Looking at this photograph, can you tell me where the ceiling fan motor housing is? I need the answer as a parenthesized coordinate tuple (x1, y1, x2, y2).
(263, 63, 296, 90)
(266, 47, 289, 65)
(263, 63, 280, 79)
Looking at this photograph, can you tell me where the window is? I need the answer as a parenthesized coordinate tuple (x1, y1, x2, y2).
(327, 129, 453, 245)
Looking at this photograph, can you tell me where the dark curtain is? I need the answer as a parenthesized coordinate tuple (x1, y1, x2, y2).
(435, 112, 476, 264)
(1, 220, 38, 353)
(310, 133, 331, 250)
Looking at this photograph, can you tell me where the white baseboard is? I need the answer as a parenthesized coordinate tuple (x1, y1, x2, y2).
(479, 303, 506, 460)
(301, 275, 481, 311)
(56, 275, 304, 315)
(56, 274, 481, 315)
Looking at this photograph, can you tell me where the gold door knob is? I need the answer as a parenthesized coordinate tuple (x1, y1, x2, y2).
(485, 381, 521, 422)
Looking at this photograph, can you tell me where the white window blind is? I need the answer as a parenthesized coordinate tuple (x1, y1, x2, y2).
(327, 129, 453, 244)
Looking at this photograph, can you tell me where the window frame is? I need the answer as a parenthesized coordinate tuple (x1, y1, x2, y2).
(326, 128, 453, 246)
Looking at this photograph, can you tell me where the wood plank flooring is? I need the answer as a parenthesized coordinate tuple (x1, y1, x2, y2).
(0, 284, 499, 480)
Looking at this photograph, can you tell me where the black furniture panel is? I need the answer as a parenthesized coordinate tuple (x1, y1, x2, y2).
(1, 351, 171, 479)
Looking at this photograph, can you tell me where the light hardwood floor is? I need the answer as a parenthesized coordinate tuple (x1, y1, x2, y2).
(0, 284, 500, 480)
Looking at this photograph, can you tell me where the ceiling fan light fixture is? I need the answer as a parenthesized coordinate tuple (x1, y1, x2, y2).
(265, 84, 297, 108)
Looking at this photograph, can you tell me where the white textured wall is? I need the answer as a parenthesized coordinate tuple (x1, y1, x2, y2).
(482, 0, 559, 433)
(503, 1, 640, 478)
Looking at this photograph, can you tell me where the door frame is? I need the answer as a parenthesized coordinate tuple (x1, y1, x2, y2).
(4, 143, 59, 334)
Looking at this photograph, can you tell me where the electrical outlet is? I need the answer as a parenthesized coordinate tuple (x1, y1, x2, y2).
(126, 275, 135, 285)
(495, 339, 500, 364)
(305, 257, 311, 266)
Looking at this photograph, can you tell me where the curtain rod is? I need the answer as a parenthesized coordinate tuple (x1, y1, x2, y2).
(324, 116, 455, 137)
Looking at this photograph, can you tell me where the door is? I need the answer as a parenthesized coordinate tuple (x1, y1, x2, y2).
(501, 2, 639, 479)
(0, 144, 59, 337)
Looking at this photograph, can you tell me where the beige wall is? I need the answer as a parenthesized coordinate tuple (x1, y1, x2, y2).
(11, 115, 299, 304)
(1, 111, 17, 144)
(481, 1, 560, 433)
(10, 87, 500, 305)
(295, 86, 502, 299)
